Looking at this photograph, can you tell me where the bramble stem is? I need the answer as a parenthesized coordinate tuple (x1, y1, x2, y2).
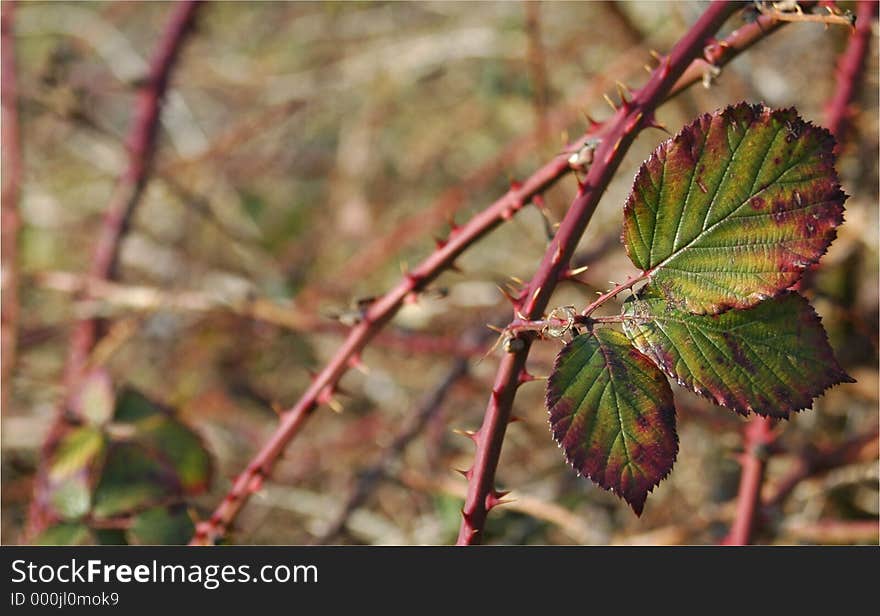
(456, 1, 741, 546)
(25, 0, 203, 540)
(580, 270, 652, 317)
(1, 0, 22, 416)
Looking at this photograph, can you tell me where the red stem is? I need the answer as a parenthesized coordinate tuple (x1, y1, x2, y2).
(1, 0, 22, 415)
(824, 0, 878, 140)
(723, 417, 777, 545)
(456, 1, 741, 545)
(25, 0, 202, 540)
(192, 3, 789, 545)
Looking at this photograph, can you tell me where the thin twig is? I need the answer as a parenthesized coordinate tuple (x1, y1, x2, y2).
(1, 0, 22, 414)
(765, 426, 879, 509)
(191, 3, 793, 545)
(456, 1, 742, 545)
(25, 0, 203, 540)
(823, 0, 877, 142)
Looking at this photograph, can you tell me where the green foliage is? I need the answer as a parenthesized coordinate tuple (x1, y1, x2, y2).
(546, 329, 677, 515)
(621, 292, 853, 418)
(40, 379, 212, 544)
(547, 104, 852, 514)
(622, 103, 846, 315)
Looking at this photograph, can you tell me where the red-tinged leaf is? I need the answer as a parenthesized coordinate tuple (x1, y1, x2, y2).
(621, 292, 854, 418)
(623, 103, 846, 314)
(546, 328, 678, 515)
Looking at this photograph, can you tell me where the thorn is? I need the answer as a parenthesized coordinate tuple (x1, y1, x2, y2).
(446, 213, 460, 234)
(644, 114, 671, 135)
(566, 264, 590, 278)
(518, 370, 536, 384)
(447, 261, 463, 274)
(486, 490, 512, 510)
(649, 49, 663, 62)
(404, 291, 419, 305)
(509, 178, 522, 192)
(486, 323, 505, 334)
(496, 284, 522, 308)
(270, 401, 284, 416)
(454, 468, 473, 479)
(508, 415, 522, 424)
(643, 63, 653, 74)
(615, 80, 631, 104)
(433, 235, 448, 250)
(452, 428, 479, 443)
(581, 111, 600, 129)
(602, 92, 618, 112)
(326, 397, 344, 413)
(509, 275, 525, 286)
(348, 354, 370, 375)
(248, 473, 264, 493)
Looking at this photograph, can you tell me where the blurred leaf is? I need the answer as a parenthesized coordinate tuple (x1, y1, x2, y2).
(623, 103, 846, 314)
(75, 369, 115, 426)
(139, 417, 212, 493)
(94, 529, 128, 545)
(92, 443, 179, 518)
(114, 388, 163, 423)
(49, 426, 104, 481)
(50, 475, 91, 520)
(34, 523, 91, 546)
(546, 329, 678, 515)
(129, 505, 195, 545)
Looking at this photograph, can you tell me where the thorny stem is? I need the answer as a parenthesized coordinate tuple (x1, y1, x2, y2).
(25, 0, 203, 539)
(724, 1, 875, 545)
(823, 0, 877, 141)
(1, 0, 22, 415)
(313, 326, 493, 544)
(193, 2, 795, 545)
(456, 1, 741, 545)
(580, 270, 652, 317)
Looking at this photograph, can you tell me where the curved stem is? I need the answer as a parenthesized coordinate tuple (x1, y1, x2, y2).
(824, 0, 877, 141)
(25, 0, 203, 540)
(456, 1, 741, 545)
(1, 0, 22, 415)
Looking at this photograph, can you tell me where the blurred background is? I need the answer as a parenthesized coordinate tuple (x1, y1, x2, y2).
(2, 1, 877, 545)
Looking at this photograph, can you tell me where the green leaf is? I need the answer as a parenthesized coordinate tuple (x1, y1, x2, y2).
(114, 388, 163, 423)
(623, 103, 846, 314)
(74, 369, 115, 426)
(546, 328, 678, 515)
(92, 443, 180, 518)
(138, 416, 212, 494)
(34, 523, 92, 546)
(50, 476, 91, 520)
(621, 292, 854, 418)
(49, 426, 105, 481)
(129, 505, 196, 545)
